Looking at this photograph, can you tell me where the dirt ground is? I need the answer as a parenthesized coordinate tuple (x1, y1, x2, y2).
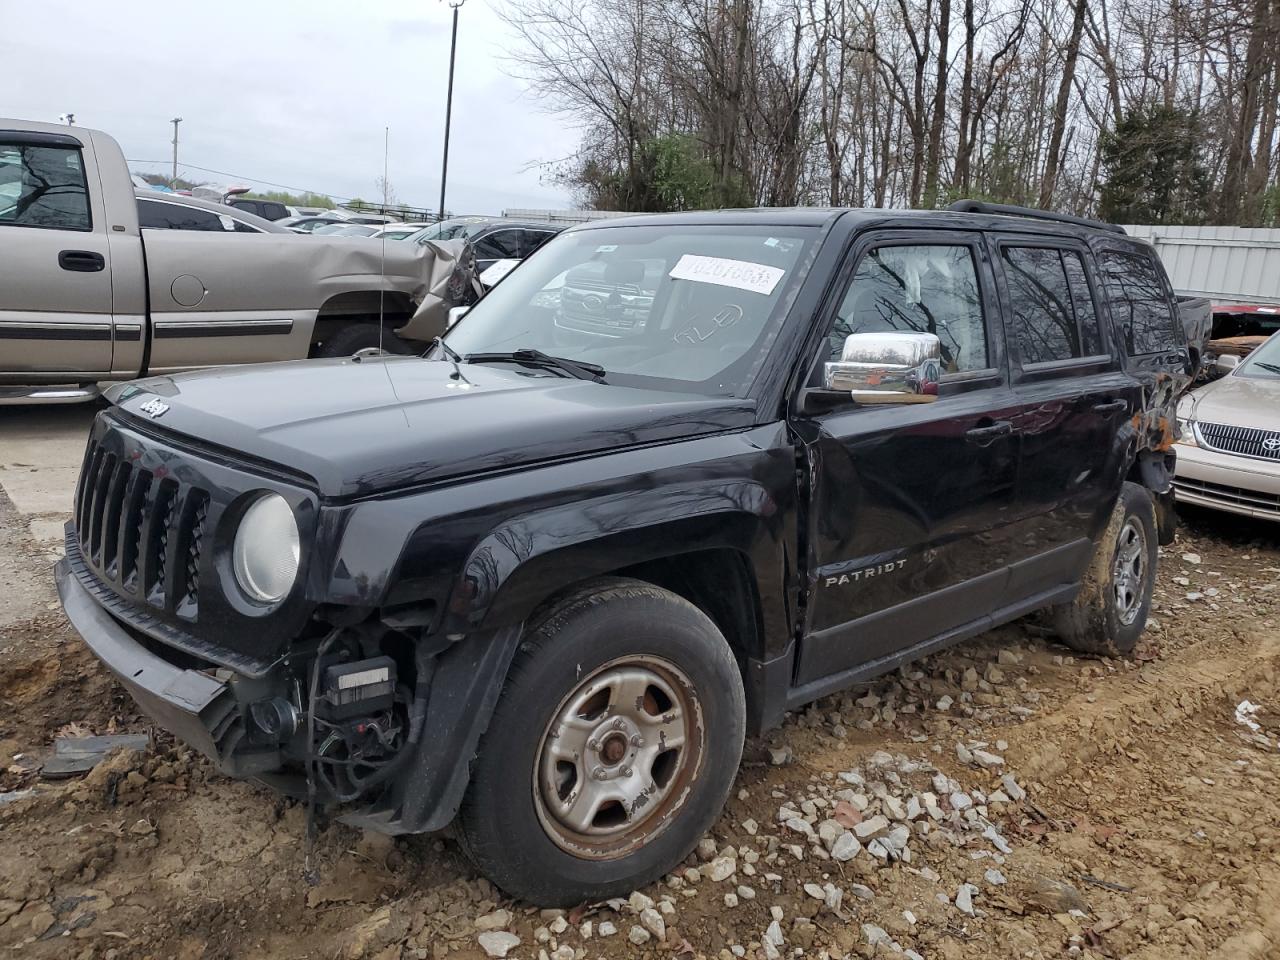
(2, 471, 1278, 959)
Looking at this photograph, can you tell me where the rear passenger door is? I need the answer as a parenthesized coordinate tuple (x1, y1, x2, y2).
(993, 236, 1139, 588)
(0, 131, 115, 378)
(794, 231, 1023, 688)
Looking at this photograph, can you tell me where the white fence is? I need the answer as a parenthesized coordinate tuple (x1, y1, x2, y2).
(1123, 224, 1280, 306)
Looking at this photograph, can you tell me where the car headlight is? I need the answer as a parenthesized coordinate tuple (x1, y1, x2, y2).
(232, 494, 300, 603)
(1175, 399, 1198, 446)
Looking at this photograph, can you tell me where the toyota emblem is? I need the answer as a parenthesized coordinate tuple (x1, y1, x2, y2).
(1263, 437, 1280, 452)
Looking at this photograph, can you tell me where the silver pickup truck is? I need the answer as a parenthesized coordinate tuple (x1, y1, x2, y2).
(0, 119, 467, 403)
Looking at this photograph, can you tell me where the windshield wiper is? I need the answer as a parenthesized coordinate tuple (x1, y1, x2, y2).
(430, 337, 463, 363)
(1253, 361, 1280, 375)
(464, 348, 606, 382)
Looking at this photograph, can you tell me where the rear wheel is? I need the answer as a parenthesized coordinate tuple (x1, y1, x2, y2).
(1053, 481, 1158, 657)
(458, 578, 745, 906)
(311, 322, 414, 358)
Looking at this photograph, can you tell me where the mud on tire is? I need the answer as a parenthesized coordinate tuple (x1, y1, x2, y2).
(1052, 481, 1159, 657)
(457, 577, 746, 906)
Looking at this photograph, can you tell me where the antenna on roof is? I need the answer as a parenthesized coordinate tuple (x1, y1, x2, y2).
(378, 126, 389, 354)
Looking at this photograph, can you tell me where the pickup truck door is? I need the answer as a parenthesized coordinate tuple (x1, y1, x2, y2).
(138, 227, 317, 371)
(0, 129, 117, 379)
(791, 231, 1021, 690)
(989, 237, 1139, 588)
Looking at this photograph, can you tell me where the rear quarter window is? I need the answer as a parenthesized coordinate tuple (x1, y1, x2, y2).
(1098, 250, 1179, 355)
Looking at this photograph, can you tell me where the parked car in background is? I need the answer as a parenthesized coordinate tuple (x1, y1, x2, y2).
(313, 222, 383, 238)
(55, 201, 1199, 907)
(372, 223, 427, 240)
(137, 191, 286, 234)
(1174, 330, 1280, 520)
(0, 119, 478, 402)
(1202, 304, 1280, 374)
(226, 196, 290, 221)
(279, 215, 345, 233)
(408, 216, 564, 272)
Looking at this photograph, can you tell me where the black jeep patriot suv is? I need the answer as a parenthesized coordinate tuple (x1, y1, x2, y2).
(56, 201, 1203, 905)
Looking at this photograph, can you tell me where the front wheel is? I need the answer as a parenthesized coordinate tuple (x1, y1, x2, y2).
(457, 578, 746, 906)
(1052, 481, 1158, 657)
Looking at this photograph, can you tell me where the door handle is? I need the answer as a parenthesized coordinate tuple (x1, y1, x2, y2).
(59, 250, 106, 273)
(965, 420, 1013, 445)
(1092, 399, 1128, 415)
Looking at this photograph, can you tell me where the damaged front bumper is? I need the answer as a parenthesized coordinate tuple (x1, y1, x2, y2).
(55, 555, 287, 778)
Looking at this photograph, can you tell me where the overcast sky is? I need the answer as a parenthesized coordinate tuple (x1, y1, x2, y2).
(4, 0, 576, 215)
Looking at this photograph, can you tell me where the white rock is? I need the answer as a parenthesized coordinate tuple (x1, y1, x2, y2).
(549, 916, 568, 935)
(984, 868, 1007, 885)
(803, 882, 826, 900)
(883, 795, 908, 820)
(550, 946, 574, 960)
(477, 932, 521, 958)
(628, 891, 654, 913)
(955, 742, 975, 764)
(764, 920, 785, 947)
(906, 795, 922, 820)
(742, 818, 759, 836)
(1000, 774, 1026, 801)
(831, 831, 861, 861)
(639, 907, 665, 941)
(950, 791, 973, 810)
(597, 921, 618, 938)
(768, 745, 792, 766)
(983, 824, 1012, 854)
(972, 749, 1004, 769)
(867, 838, 890, 860)
(1182, 552, 1201, 565)
(580, 920, 593, 939)
(696, 837, 717, 861)
(823, 883, 843, 914)
(737, 885, 757, 900)
(862, 923, 893, 947)
(854, 814, 890, 839)
(724, 892, 739, 908)
(707, 856, 737, 882)
(628, 925, 652, 945)
(849, 883, 875, 901)
(817, 818, 844, 850)
(475, 910, 512, 932)
(883, 824, 911, 855)
(785, 817, 816, 839)
(955, 882, 979, 916)
(936, 694, 954, 711)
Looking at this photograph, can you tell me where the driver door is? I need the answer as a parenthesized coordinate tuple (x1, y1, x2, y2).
(793, 230, 1022, 688)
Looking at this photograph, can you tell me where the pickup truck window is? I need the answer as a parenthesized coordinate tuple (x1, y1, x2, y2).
(446, 224, 815, 396)
(1099, 250, 1178, 355)
(830, 244, 988, 374)
(1002, 246, 1103, 363)
(0, 142, 90, 231)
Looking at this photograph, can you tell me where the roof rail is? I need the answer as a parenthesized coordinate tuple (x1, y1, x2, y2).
(947, 199, 1126, 235)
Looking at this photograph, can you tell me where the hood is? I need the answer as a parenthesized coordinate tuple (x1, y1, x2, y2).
(105, 358, 755, 499)
(1186, 373, 1280, 431)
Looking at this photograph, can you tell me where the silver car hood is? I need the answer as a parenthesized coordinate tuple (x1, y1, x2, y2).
(1187, 374, 1280, 431)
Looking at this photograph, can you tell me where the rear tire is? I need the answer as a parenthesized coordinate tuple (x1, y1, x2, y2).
(311, 322, 414, 358)
(458, 577, 746, 906)
(1052, 481, 1158, 657)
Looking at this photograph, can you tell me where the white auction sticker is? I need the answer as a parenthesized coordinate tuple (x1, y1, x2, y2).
(669, 255, 785, 296)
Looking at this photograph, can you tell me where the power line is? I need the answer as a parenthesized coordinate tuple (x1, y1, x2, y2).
(125, 158, 353, 201)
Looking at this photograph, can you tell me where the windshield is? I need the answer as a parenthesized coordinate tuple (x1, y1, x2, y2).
(1237, 330, 1280, 378)
(444, 224, 816, 396)
(412, 216, 489, 243)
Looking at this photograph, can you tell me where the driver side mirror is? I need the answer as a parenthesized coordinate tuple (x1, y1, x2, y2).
(823, 332, 941, 404)
(1214, 353, 1240, 377)
(447, 306, 469, 328)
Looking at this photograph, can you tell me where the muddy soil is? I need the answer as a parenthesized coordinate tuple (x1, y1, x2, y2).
(1, 497, 1277, 960)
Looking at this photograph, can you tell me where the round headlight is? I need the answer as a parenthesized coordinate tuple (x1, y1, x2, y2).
(232, 494, 300, 603)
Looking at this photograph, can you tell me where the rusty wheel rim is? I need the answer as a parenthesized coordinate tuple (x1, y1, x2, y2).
(533, 655, 704, 860)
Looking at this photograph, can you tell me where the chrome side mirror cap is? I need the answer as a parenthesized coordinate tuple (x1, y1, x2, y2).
(447, 306, 469, 328)
(1214, 353, 1240, 377)
(823, 332, 941, 403)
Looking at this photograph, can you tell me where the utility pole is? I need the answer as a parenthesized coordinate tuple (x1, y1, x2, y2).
(438, 0, 465, 222)
(170, 117, 183, 186)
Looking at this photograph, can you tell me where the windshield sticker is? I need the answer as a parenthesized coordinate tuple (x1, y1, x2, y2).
(669, 255, 785, 296)
(595, 244, 618, 252)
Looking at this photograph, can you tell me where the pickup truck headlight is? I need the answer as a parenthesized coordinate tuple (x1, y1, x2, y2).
(233, 494, 300, 603)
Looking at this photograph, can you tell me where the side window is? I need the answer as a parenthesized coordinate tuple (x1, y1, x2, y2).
(0, 141, 91, 230)
(1098, 250, 1178, 355)
(831, 244, 988, 374)
(473, 229, 521, 261)
(520, 229, 555, 257)
(1002, 246, 1104, 364)
(136, 199, 227, 231)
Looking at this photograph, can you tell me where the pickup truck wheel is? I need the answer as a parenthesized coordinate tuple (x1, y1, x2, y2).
(1052, 481, 1158, 657)
(312, 322, 413, 358)
(457, 577, 746, 906)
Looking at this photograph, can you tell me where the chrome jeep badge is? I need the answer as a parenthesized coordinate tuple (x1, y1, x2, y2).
(139, 398, 170, 419)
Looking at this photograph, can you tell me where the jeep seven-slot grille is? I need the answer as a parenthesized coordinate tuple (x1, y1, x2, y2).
(74, 439, 210, 621)
(1197, 422, 1280, 461)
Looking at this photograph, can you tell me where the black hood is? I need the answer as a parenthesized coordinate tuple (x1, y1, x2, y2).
(105, 357, 756, 499)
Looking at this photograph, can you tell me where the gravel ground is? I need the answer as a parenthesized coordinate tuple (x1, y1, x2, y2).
(1, 483, 1277, 960)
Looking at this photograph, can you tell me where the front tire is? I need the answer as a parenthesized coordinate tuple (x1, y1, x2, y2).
(458, 578, 746, 906)
(311, 322, 413, 358)
(1052, 481, 1158, 657)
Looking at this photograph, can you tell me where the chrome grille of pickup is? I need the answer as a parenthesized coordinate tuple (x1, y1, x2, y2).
(74, 437, 210, 621)
(1197, 422, 1280, 461)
